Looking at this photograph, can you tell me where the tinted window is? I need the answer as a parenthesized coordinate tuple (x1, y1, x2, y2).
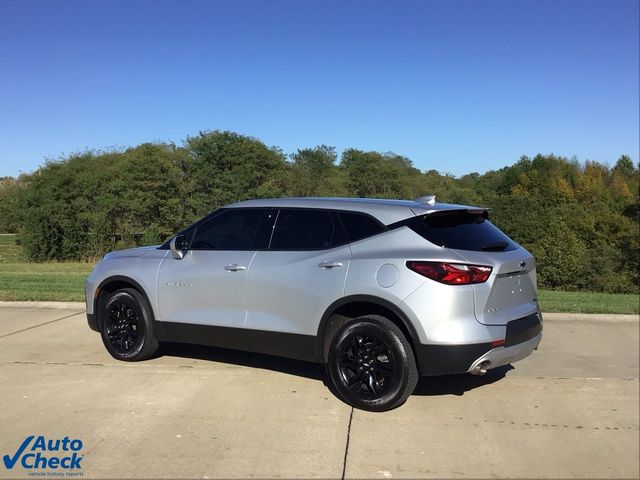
(191, 209, 265, 250)
(407, 212, 518, 252)
(270, 209, 335, 250)
(252, 209, 277, 250)
(339, 212, 386, 242)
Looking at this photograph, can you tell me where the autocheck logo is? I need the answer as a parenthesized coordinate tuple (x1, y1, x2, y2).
(3, 435, 84, 474)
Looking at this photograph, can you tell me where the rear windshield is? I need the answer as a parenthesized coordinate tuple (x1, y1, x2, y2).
(406, 211, 518, 252)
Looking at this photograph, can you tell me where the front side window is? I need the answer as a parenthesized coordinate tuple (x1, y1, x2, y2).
(191, 208, 266, 250)
(270, 209, 336, 250)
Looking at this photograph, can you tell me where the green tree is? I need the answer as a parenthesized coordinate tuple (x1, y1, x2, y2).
(183, 131, 288, 219)
(527, 216, 587, 290)
(287, 145, 347, 196)
(119, 143, 187, 245)
(18, 144, 187, 260)
(613, 154, 636, 178)
(340, 149, 421, 198)
(0, 177, 22, 233)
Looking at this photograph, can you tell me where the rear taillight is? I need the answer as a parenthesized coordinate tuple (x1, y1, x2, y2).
(406, 261, 492, 285)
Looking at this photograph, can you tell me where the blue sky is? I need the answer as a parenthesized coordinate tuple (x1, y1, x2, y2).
(0, 0, 638, 177)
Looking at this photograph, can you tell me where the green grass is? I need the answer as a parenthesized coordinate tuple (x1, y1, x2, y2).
(0, 262, 94, 301)
(0, 234, 638, 312)
(0, 234, 93, 301)
(538, 290, 638, 315)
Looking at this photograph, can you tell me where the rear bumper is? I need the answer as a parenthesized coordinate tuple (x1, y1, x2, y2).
(467, 332, 541, 374)
(505, 312, 543, 346)
(415, 312, 542, 376)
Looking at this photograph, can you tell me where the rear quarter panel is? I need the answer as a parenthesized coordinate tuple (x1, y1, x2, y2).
(345, 227, 478, 343)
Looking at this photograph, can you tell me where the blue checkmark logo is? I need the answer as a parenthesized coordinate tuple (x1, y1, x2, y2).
(3, 435, 34, 469)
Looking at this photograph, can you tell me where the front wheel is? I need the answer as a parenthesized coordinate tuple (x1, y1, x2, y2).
(326, 315, 418, 412)
(99, 288, 158, 361)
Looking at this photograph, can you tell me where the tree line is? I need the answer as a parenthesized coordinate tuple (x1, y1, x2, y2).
(0, 130, 637, 294)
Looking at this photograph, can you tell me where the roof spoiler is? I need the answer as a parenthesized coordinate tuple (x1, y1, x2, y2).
(426, 208, 489, 218)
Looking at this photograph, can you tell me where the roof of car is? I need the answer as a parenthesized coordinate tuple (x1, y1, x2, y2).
(226, 197, 482, 225)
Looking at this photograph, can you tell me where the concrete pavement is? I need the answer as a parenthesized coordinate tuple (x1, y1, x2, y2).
(0, 305, 637, 478)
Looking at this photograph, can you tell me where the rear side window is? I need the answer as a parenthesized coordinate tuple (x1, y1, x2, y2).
(339, 212, 387, 242)
(406, 212, 518, 252)
(270, 209, 336, 250)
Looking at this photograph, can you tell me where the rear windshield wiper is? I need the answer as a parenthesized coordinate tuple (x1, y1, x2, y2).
(482, 242, 509, 251)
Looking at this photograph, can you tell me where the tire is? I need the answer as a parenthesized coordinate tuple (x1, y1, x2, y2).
(99, 288, 158, 361)
(326, 315, 418, 412)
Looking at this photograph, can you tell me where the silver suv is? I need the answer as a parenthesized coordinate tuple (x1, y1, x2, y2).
(85, 197, 542, 411)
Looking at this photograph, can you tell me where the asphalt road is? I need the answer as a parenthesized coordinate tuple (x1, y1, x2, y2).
(0, 304, 638, 479)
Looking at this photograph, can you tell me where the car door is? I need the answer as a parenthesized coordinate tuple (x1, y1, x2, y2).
(245, 209, 351, 341)
(156, 208, 268, 334)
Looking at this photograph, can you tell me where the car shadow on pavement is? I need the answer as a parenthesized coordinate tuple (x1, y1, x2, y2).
(158, 342, 513, 397)
(412, 364, 514, 396)
(158, 342, 326, 380)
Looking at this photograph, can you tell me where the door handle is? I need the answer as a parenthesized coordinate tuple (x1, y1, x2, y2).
(224, 264, 246, 272)
(318, 260, 343, 269)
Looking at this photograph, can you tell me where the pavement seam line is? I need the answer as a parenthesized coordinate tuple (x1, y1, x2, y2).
(0, 311, 84, 338)
(341, 407, 354, 480)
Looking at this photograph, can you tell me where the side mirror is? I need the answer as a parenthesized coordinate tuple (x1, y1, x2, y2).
(170, 234, 188, 260)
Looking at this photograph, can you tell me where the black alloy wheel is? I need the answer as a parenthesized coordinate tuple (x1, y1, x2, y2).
(105, 301, 143, 354)
(327, 315, 418, 412)
(99, 288, 158, 361)
(337, 332, 394, 397)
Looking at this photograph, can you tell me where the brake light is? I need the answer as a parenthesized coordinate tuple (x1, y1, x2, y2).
(406, 261, 492, 285)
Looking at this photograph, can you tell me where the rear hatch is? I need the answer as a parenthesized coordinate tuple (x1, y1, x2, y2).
(458, 249, 538, 325)
(399, 208, 539, 325)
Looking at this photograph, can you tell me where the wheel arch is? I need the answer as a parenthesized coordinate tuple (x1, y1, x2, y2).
(316, 295, 422, 364)
(94, 276, 156, 333)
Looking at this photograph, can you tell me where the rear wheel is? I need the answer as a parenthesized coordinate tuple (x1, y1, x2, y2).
(99, 288, 158, 361)
(326, 315, 418, 411)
